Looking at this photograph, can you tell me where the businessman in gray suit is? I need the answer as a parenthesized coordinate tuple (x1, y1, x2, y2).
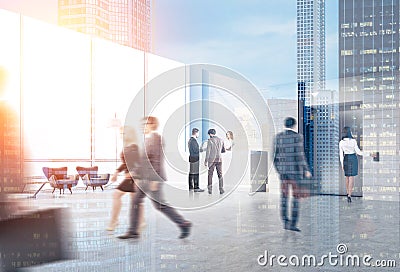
(205, 129, 225, 195)
(273, 117, 311, 232)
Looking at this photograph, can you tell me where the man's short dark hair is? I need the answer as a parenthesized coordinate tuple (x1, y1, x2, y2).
(192, 128, 199, 135)
(284, 117, 296, 128)
(208, 128, 216, 135)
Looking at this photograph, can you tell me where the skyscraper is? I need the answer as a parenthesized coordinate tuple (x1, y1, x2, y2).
(297, 1, 340, 251)
(312, 89, 340, 195)
(339, 0, 400, 201)
(297, 0, 339, 193)
(297, 0, 326, 175)
(58, 0, 151, 52)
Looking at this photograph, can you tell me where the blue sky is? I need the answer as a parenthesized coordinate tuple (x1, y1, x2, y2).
(0, 0, 339, 98)
(153, 0, 339, 98)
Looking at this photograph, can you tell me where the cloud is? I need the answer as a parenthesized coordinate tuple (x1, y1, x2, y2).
(152, 1, 298, 98)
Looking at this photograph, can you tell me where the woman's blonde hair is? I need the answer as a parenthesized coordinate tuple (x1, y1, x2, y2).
(143, 116, 159, 131)
(226, 131, 234, 140)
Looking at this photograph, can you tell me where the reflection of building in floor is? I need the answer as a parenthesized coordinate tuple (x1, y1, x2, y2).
(296, 0, 326, 185)
(312, 90, 340, 196)
(15, 189, 399, 271)
(267, 98, 298, 194)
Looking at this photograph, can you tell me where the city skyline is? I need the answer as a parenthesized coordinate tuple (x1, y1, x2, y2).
(0, 3, 399, 271)
(0, 0, 339, 98)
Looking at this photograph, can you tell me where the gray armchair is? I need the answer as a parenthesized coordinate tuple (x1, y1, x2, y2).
(42, 167, 78, 194)
(76, 166, 110, 191)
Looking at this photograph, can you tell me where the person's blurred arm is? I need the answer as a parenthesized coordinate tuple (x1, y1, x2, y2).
(297, 134, 312, 177)
(224, 139, 231, 151)
(193, 139, 200, 156)
(339, 141, 344, 169)
(205, 139, 210, 167)
(353, 139, 364, 156)
(200, 141, 206, 152)
(111, 165, 124, 182)
(110, 171, 119, 182)
(188, 138, 194, 156)
(273, 136, 279, 171)
(111, 152, 127, 182)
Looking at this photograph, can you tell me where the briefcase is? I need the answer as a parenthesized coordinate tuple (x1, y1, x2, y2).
(0, 208, 71, 271)
(298, 176, 318, 198)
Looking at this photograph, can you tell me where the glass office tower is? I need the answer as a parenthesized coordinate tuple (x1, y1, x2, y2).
(339, 0, 400, 201)
(297, 0, 326, 177)
(297, 0, 339, 194)
(297, 0, 340, 252)
(58, 0, 151, 51)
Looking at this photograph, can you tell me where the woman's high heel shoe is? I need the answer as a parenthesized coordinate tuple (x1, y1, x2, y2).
(106, 221, 119, 231)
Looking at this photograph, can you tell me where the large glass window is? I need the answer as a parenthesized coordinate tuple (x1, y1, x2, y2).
(0, 11, 185, 176)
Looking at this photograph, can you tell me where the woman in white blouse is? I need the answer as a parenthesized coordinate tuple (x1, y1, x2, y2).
(225, 131, 234, 151)
(339, 127, 370, 203)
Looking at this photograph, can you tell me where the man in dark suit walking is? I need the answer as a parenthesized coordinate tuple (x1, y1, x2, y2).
(273, 117, 311, 232)
(205, 129, 225, 195)
(188, 128, 204, 192)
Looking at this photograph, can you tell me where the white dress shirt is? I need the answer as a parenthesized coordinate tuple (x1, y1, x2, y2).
(339, 138, 364, 167)
(224, 139, 234, 151)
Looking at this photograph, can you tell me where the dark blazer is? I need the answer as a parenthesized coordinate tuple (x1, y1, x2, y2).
(188, 137, 200, 162)
(273, 129, 310, 181)
(141, 133, 166, 181)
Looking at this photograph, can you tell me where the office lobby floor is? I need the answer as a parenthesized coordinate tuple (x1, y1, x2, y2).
(12, 185, 400, 272)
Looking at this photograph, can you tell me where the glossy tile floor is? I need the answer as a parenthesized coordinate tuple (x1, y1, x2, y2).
(13, 184, 400, 271)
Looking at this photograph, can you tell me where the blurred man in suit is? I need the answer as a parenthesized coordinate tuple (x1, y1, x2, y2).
(205, 129, 225, 195)
(119, 116, 192, 239)
(188, 128, 204, 192)
(273, 117, 311, 232)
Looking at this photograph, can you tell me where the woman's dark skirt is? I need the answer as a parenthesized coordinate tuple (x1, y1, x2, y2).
(343, 153, 358, 177)
(117, 178, 136, 192)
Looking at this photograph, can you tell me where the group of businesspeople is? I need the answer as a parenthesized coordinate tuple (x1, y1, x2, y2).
(187, 128, 234, 194)
(105, 115, 369, 239)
